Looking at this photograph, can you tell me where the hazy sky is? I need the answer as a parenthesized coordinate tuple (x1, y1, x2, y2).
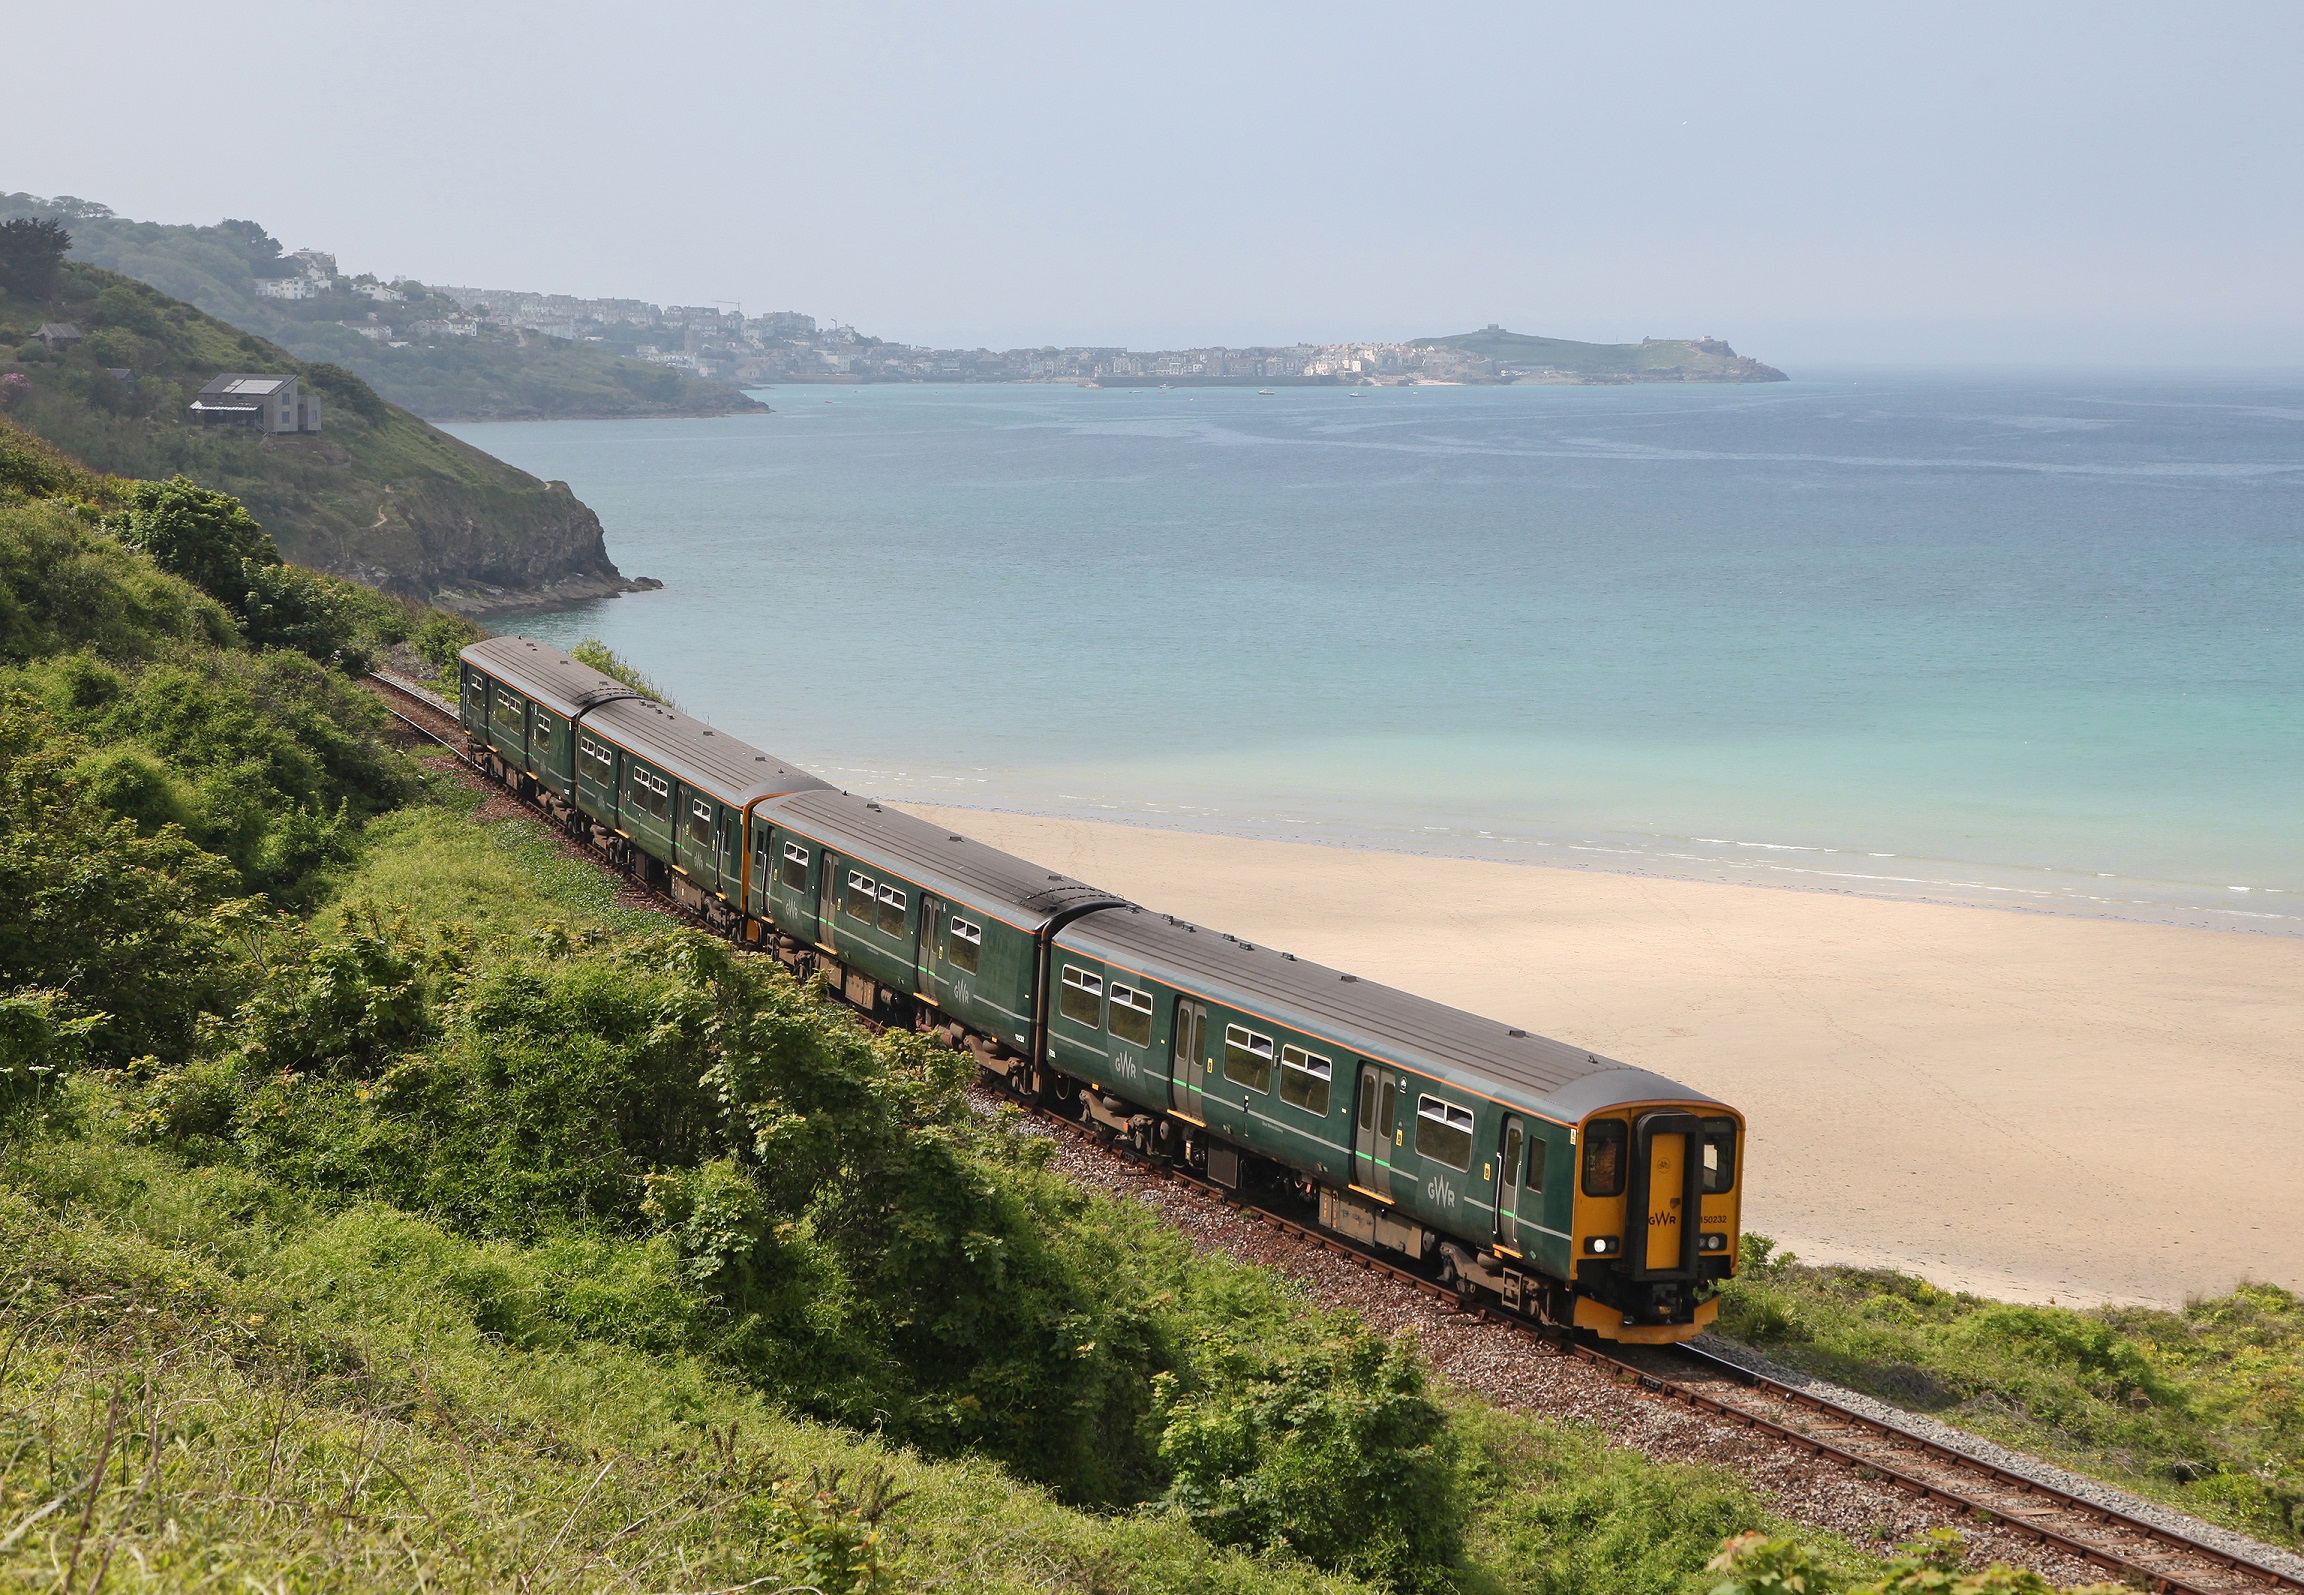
(15, 3, 2302, 363)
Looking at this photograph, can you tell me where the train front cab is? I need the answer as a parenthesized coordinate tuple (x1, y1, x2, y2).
(1566, 1103, 1743, 1343)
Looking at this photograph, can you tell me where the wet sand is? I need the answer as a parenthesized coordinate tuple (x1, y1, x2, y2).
(909, 805, 2304, 1309)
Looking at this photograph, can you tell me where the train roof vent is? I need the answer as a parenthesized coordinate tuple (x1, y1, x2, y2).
(1341, 974, 1358, 982)
(1507, 1029, 1527, 1037)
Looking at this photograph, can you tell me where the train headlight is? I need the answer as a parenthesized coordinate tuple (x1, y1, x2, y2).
(1699, 1232, 1729, 1253)
(1584, 1236, 1618, 1255)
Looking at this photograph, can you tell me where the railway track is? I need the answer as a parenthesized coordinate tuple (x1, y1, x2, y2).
(362, 668, 2304, 1595)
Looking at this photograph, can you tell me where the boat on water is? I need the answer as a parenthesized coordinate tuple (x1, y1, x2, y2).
(1258, 388, 1275, 395)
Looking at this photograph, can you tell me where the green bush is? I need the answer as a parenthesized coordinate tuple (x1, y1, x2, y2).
(0, 689, 246, 1067)
(572, 635, 668, 700)
(1705, 1527, 2126, 1595)
(1158, 1325, 1465, 1591)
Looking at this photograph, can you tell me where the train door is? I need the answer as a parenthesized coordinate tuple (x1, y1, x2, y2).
(1354, 1064, 1397, 1197)
(816, 851, 840, 949)
(917, 894, 945, 992)
(1495, 1114, 1525, 1250)
(1636, 1111, 1703, 1274)
(1169, 999, 1207, 1118)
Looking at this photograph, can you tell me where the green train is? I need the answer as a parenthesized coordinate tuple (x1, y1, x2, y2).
(461, 637, 1744, 1343)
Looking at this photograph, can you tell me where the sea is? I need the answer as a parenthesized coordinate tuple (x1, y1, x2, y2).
(441, 372, 2304, 935)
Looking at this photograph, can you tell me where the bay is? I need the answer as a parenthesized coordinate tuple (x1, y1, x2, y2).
(442, 372, 2304, 933)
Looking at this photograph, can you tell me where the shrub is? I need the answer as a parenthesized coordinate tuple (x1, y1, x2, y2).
(113, 474, 281, 607)
(572, 636, 668, 701)
(1158, 1324, 1465, 1591)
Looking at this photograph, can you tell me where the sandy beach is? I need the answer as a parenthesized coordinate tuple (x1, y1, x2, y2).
(909, 805, 2304, 1310)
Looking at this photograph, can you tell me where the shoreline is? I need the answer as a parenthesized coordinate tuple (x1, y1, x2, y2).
(889, 796, 2302, 941)
(902, 801, 2304, 1311)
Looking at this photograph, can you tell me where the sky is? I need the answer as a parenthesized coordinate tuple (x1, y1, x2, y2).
(12, 2, 2303, 365)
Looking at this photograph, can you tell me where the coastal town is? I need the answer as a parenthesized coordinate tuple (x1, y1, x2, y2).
(241, 242, 1780, 386)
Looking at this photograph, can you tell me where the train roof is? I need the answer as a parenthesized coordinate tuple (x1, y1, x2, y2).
(461, 636, 648, 719)
(583, 695, 832, 809)
(460, 638, 831, 807)
(1054, 906, 1719, 1124)
(764, 791, 1127, 932)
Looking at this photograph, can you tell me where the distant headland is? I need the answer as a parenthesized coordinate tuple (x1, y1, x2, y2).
(3, 194, 1786, 417)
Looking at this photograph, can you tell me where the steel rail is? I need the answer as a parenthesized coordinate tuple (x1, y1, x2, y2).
(364, 669, 2303, 1595)
(1005, 1097, 2301, 1595)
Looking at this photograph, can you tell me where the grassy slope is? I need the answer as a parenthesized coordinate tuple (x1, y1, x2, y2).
(1, 764, 1865, 1594)
(1413, 327, 1788, 379)
(1715, 1245, 2303, 1548)
(1, 196, 762, 422)
(0, 264, 626, 605)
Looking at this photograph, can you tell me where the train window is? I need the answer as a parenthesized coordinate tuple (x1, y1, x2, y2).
(580, 736, 614, 783)
(1415, 1096, 1474, 1170)
(780, 841, 810, 891)
(1526, 1135, 1548, 1195)
(1582, 1119, 1627, 1198)
(1222, 1025, 1273, 1093)
(1701, 1116, 1738, 1193)
(1059, 965, 1103, 1026)
(689, 798, 714, 847)
(1279, 1046, 1332, 1115)
(493, 690, 524, 732)
(1108, 983, 1153, 1046)
(845, 871, 876, 920)
(949, 917, 982, 975)
(536, 711, 558, 745)
(876, 883, 908, 936)
(629, 768, 669, 821)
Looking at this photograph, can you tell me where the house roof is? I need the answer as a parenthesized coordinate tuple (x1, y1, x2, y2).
(34, 323, 82, 340)
(196, 374, 294, 399)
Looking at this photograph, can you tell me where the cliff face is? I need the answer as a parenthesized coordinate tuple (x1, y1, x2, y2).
(0, 263, 637, 611)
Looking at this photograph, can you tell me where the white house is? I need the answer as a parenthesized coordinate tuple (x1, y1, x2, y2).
(188, 374, 321, 434)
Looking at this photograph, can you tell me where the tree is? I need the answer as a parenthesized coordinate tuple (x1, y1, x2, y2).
(0, 217, 70, 299)
(114, 476, 281, 611)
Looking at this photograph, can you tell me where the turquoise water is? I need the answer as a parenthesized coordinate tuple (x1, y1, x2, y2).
(443, 374, 2304, 932)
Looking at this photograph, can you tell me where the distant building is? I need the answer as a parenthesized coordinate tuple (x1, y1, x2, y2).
(412, 317, 480, 339)
(288, 249, 337, 279)
(33, 322, 82, 350)
(253, 276, 323, 300)
(189, 373, 321, 434)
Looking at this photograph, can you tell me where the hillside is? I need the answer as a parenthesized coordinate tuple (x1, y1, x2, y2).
(0, 195, 766, 421)
(0, 257, 643, 611)
(1414, 326, 1788, 382)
